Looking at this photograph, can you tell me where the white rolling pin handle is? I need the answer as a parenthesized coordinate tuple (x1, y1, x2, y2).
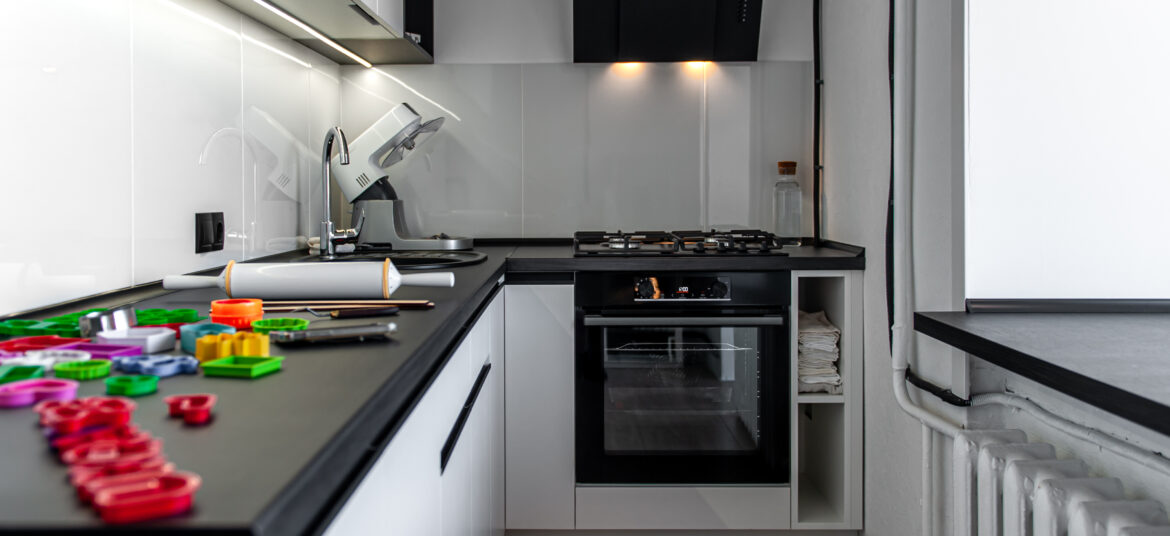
(399, 272, 455, 288)
(163, 275, 223, 290)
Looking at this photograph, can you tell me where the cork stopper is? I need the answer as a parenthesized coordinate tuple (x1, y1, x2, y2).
(777, 161, 797, 175)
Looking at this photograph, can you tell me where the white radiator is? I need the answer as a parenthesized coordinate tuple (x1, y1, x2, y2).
(953, 430, 1170, 536)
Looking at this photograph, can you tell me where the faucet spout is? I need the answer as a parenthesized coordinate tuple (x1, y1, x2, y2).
(321, 127, 351, 259)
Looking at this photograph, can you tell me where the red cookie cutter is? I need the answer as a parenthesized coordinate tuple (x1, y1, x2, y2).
(37, 396, 136, 435)
(0, 336, 89, 354)
(93, 472, 202, 524)
(0, 379, 79, 408)
(61, 436, 163, 469)
(69, 454, 171, 490)
(77, 462, 176, 503)
(163, 394, 217, 425)
(51, 424, 146, 453)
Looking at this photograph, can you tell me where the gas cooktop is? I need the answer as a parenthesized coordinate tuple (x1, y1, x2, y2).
(573, 230, 791, 256)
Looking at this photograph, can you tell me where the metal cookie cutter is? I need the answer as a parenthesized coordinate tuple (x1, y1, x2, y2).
(79, 307, 138, 338)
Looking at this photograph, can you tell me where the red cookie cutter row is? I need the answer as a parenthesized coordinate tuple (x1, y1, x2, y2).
(164, 394, 217, 425)
(93, 472, 201, 524)
(35, 397, 136, 435)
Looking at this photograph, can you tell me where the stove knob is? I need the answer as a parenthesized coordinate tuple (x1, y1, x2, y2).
(709, 281, 728, 299)
(636, 278, 657, 299)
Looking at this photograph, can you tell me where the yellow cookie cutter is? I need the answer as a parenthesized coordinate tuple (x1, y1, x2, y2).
(194, 331, 270, 363)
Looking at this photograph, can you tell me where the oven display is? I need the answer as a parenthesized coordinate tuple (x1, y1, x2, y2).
(634, 276, 731, 301)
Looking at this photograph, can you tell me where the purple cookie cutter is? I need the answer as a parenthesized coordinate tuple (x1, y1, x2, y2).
(53, 342, 142, 360)
(0, 379, 79, 408)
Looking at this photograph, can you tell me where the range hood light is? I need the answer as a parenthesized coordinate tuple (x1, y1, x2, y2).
(251, 0, 373, 68)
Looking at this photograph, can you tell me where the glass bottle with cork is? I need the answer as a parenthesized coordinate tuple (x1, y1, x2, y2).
(772, 161, 801, 245)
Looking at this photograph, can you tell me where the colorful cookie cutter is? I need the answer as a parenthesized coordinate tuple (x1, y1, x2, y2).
(0, 378, 79, 408)
(36, 396, 136, 435)
(4, 349, 92, 368)
(105, 375, 159, 397)
(250, 317, 309, 334)
(0, 336, 89, 354)
(78, 463, 176, 504)
(112, 355, 199, 378)
(97, 327, 176, 353)
(51, 423, 147, 453)
(0, 319, 64, 337)
(179, 323, 235, 354)
(136, 308, 201, 324)
(209, 299, 263, 330)
(54, 342, 142, 360)
(54, 360, 112, 381)
(164, 394, 217, 425)
(61, 437, 164, 469)
(200, 355, 284, 379)
(70, 456, 172, 495)
(93, 472, 201, 524)
(0, 364, 44, 384)
(194, 331, 269, 362)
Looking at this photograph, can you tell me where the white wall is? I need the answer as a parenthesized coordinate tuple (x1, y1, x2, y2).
(0, 0, 340, 316)
(965, 0, 1170, 299)
(338, 61, 811, 237)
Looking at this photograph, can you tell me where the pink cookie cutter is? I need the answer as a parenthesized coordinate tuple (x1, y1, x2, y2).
(0, 379, 80, 408)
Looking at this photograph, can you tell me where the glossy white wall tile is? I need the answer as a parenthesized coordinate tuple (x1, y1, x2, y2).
(131, 0, 243, 283)
(340, 65, 523, 238)
(0, 0, 339, 315)
(341, 61, 809, 237)
(0, 1, 134, 315)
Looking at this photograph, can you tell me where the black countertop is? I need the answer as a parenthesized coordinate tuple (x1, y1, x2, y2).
(915, 311, 1170, 437)
(0, 241, 863, 534)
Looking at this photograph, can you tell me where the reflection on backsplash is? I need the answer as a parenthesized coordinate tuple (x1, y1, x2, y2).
(0, 0, 339, 316)
(340, 61, 812, 238)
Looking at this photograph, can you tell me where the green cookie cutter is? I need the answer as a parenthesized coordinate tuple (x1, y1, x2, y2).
(137, 308, 203, 325)
(105, 375, 159, 397)
(0, 365, 45, 384)
(54, 360, 112, 381)
(250, 318, 309, 335)
(201, 355, 285, 379)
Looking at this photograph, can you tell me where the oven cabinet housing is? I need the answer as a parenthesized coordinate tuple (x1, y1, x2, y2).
(324, 290, 504, 536)
(504, 284, 577, 529)
(790, 270, 864, 530)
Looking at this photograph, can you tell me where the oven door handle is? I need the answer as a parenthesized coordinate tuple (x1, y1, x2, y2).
(582, 316, 784, 326)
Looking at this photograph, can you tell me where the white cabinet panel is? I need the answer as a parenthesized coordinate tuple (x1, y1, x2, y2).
(378, 0, 404, 37)
(504, 285, 575, 529)
(488, 294, 506, 536)
(575, 486, 792, 530)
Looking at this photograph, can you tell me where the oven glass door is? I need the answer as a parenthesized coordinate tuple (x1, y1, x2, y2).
(577, 315, 788, 485)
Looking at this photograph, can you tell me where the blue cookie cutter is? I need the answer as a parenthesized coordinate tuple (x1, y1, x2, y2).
(112, 354, 200, 378)
(179, 323, 236, 354)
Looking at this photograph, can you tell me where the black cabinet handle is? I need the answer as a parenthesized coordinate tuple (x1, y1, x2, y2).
(440, 362, 492, 473)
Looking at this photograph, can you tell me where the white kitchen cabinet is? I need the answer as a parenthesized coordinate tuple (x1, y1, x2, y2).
(378, 0, 405, 38)
(325, 288, 504, 536)
(504, 284, 575, 530)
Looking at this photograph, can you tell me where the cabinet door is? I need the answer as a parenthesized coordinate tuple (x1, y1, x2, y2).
(488, 293, 505, 536)
(378, 0, 405, 37)
(323, 354, 454, 535)
(504, 285, 575, 529)
(442, 342, 496, 536)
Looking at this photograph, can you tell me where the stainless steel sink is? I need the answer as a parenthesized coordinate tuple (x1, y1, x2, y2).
(298, 250, 488, 270)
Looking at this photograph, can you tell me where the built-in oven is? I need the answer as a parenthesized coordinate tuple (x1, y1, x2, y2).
(575, 271, 790, 485)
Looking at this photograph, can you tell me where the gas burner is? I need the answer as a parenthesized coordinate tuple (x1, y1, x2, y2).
(574, 230, 789, 257)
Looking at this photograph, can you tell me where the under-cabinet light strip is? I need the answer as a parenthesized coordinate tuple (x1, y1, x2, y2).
(251, 0, 374, 68)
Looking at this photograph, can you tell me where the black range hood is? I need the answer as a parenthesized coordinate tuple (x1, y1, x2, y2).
(574, 0, 763, 63)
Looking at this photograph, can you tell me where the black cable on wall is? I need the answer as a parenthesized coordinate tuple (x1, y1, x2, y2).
(813, 0, 823, 246)
(886, 0, 895, 342)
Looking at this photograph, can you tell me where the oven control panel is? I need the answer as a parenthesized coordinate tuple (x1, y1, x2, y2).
(633, 276, 731, 301)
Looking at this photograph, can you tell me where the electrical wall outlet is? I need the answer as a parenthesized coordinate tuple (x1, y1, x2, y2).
(195, 212, 224, 253)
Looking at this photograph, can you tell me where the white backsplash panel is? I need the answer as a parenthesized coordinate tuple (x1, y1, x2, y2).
(340, 61, 810, 238)
(0, 0, 339, 316)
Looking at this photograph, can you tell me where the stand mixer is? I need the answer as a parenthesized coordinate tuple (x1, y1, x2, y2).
(330, 103, 473, 251)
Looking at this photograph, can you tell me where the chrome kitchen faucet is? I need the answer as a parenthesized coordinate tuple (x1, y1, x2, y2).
(320, 126, 358, 259)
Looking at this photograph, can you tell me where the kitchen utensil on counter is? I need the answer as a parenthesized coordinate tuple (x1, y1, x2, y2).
(6, 349, 93, 368)
(306, 306, 400, 319)
(79, 307, 137, 338)
(209, 299, 264, 329)
(164, 394, 217, 425)
(163, 260, 454, 300)
(54, 342, 142, 360)
(97, 327, 176, 353)
(251, 318, 310, 334)
(92, 472, 202, 524)
(194, 332, 269, 363)
(263, 299, 433, 313)
(0, 379, 79, 408)
(201, 356, 284, 379)
(0, 336, 90, 354)
(328, 102, 472, 252)
(105, 375, 159, 397)
(53, 361, 111, 381)
(270, 322, 396, 345)
(0, 365, 44, 384)
(179, 323, 235, 354)
(112, 355, 200, 378)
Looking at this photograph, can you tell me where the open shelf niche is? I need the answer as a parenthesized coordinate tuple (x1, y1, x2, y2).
(789, 270, 863, 530)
